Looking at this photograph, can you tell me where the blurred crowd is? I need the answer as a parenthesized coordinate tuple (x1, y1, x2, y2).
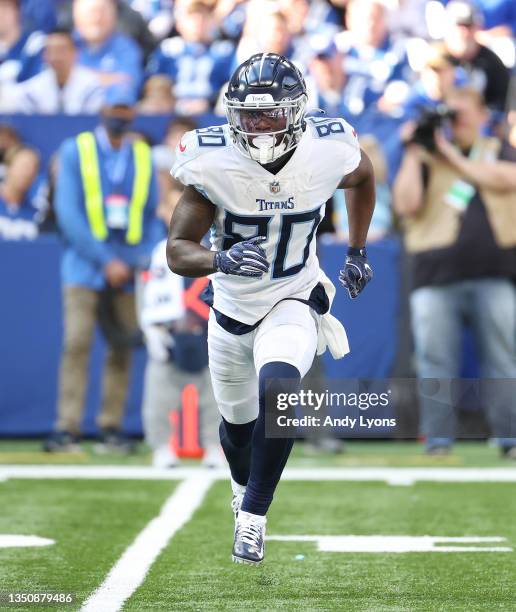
(0, 0, 514, 240)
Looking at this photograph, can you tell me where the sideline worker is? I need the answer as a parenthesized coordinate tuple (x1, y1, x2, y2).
(44, 86, 163, 453)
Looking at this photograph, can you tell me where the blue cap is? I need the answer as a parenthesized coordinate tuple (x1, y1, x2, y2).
(103, 85, 137, 108)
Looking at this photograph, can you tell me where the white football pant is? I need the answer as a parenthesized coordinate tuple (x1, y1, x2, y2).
(208, 299, 318, 424)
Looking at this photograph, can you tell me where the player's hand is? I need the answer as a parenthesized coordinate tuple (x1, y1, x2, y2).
(213, 236, 269, 278)
(339, 247, 373, 299)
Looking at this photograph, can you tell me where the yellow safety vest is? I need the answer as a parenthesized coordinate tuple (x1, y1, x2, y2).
(76, 131, 152, 245)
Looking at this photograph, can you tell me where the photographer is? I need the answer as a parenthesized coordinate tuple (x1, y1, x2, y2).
(393, 87, 516, 457)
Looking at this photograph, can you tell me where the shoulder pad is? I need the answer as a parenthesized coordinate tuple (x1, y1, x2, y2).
(172, 125, 230, 185)
(306, 117, 359, 147)
(161, 36, 185, 57)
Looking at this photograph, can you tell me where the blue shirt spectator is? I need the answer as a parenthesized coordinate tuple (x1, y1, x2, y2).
(146, 2, 234, 114)
(305, 43, 346, 117)
(234, 8, 304, 73)
(0, 146, 42, 241)
(217, 1, 247, 41)
(0, 0, 45, 85)
(439, 0, 516, 34)
(73, 0, 143, 95)
(335, 0, 413, 120)
(279, 0, 340, 39)
(55, 91, 163, 289)
(442, 1, 510, 112)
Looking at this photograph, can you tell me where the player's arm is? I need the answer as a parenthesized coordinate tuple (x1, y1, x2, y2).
(336, 149, 375, 299)
(167, 186, 217, 277)
(167, 185, 270, 278)
(338, 149, 376, 249)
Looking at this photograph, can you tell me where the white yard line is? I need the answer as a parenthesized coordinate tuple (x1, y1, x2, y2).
(80, 475, 214, 612)
(2, 465, 516, 484)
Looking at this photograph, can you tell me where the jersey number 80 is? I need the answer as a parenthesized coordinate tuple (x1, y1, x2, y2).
(222, 208, 322, 279)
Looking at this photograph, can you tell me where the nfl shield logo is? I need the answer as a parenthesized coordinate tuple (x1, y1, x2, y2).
(269, 180, 281, 194)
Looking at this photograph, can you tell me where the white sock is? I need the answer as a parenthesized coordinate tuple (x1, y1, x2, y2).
(231, 477, 246, 497)
(238, 510, 266, 525)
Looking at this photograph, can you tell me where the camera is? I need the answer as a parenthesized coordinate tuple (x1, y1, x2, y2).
(408, 104, 458, 152)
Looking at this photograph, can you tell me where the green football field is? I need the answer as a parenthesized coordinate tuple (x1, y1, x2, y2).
(1, 442, 515, 611)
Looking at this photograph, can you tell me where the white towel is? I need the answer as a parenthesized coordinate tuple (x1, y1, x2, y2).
(316, 270, 350, 359)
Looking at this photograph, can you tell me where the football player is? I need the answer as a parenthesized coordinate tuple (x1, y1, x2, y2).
(167, 53, 375, 564)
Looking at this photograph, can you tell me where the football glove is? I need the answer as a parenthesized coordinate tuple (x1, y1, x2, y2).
(339, 247, 373, 299)
(214, 236, 269, 278)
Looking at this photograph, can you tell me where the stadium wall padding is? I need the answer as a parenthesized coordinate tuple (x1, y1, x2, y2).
(0, 114, 225, 166)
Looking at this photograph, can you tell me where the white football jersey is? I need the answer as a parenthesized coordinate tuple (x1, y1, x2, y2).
(172, 117, 360, 325)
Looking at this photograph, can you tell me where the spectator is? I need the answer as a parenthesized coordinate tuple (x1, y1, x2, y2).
(112, 0, 157, 61)
(383, 42, 465, 184)
(279, 0, 339, 39)
(0, 145, 41, 240)
(128, 0, 175, 41)
(450, 0, 516, 67)
(146, 1, 235, 115)
(335, 0, 413, 122)
(0, 0, 45, 85)
(393, 87, 516, 457)
(137, 74, 175, 114)
(386, 0, 431, 40)
(305, 42, 345, 116)
(401, 43, 463, 121)
(0, 28, 104, 114)
(0, 123, 20, 181)
(236, 7, 297, 66)
(62, 0, 157, 60)
(277, 0, 339, 69)
(44, 86, 163, 453)
(139, 174, 222, 469)
(151, 117, 196, 206)
(73, 0, 143, 95)
(443, 0, 510, 113)
(161, 115, 197, 153)
(213, 0, 248, 42)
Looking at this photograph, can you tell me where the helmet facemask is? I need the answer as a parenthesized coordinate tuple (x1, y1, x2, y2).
(224, 94, 307, 164)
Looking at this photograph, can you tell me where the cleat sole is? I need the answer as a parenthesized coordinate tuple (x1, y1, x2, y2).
(232, 554, 263, 565)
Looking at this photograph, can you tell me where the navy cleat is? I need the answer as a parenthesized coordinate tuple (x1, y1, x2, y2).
(232, 510, 266, 565)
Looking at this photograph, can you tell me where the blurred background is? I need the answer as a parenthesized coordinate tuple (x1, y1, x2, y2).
(0, 0, 515, 463)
